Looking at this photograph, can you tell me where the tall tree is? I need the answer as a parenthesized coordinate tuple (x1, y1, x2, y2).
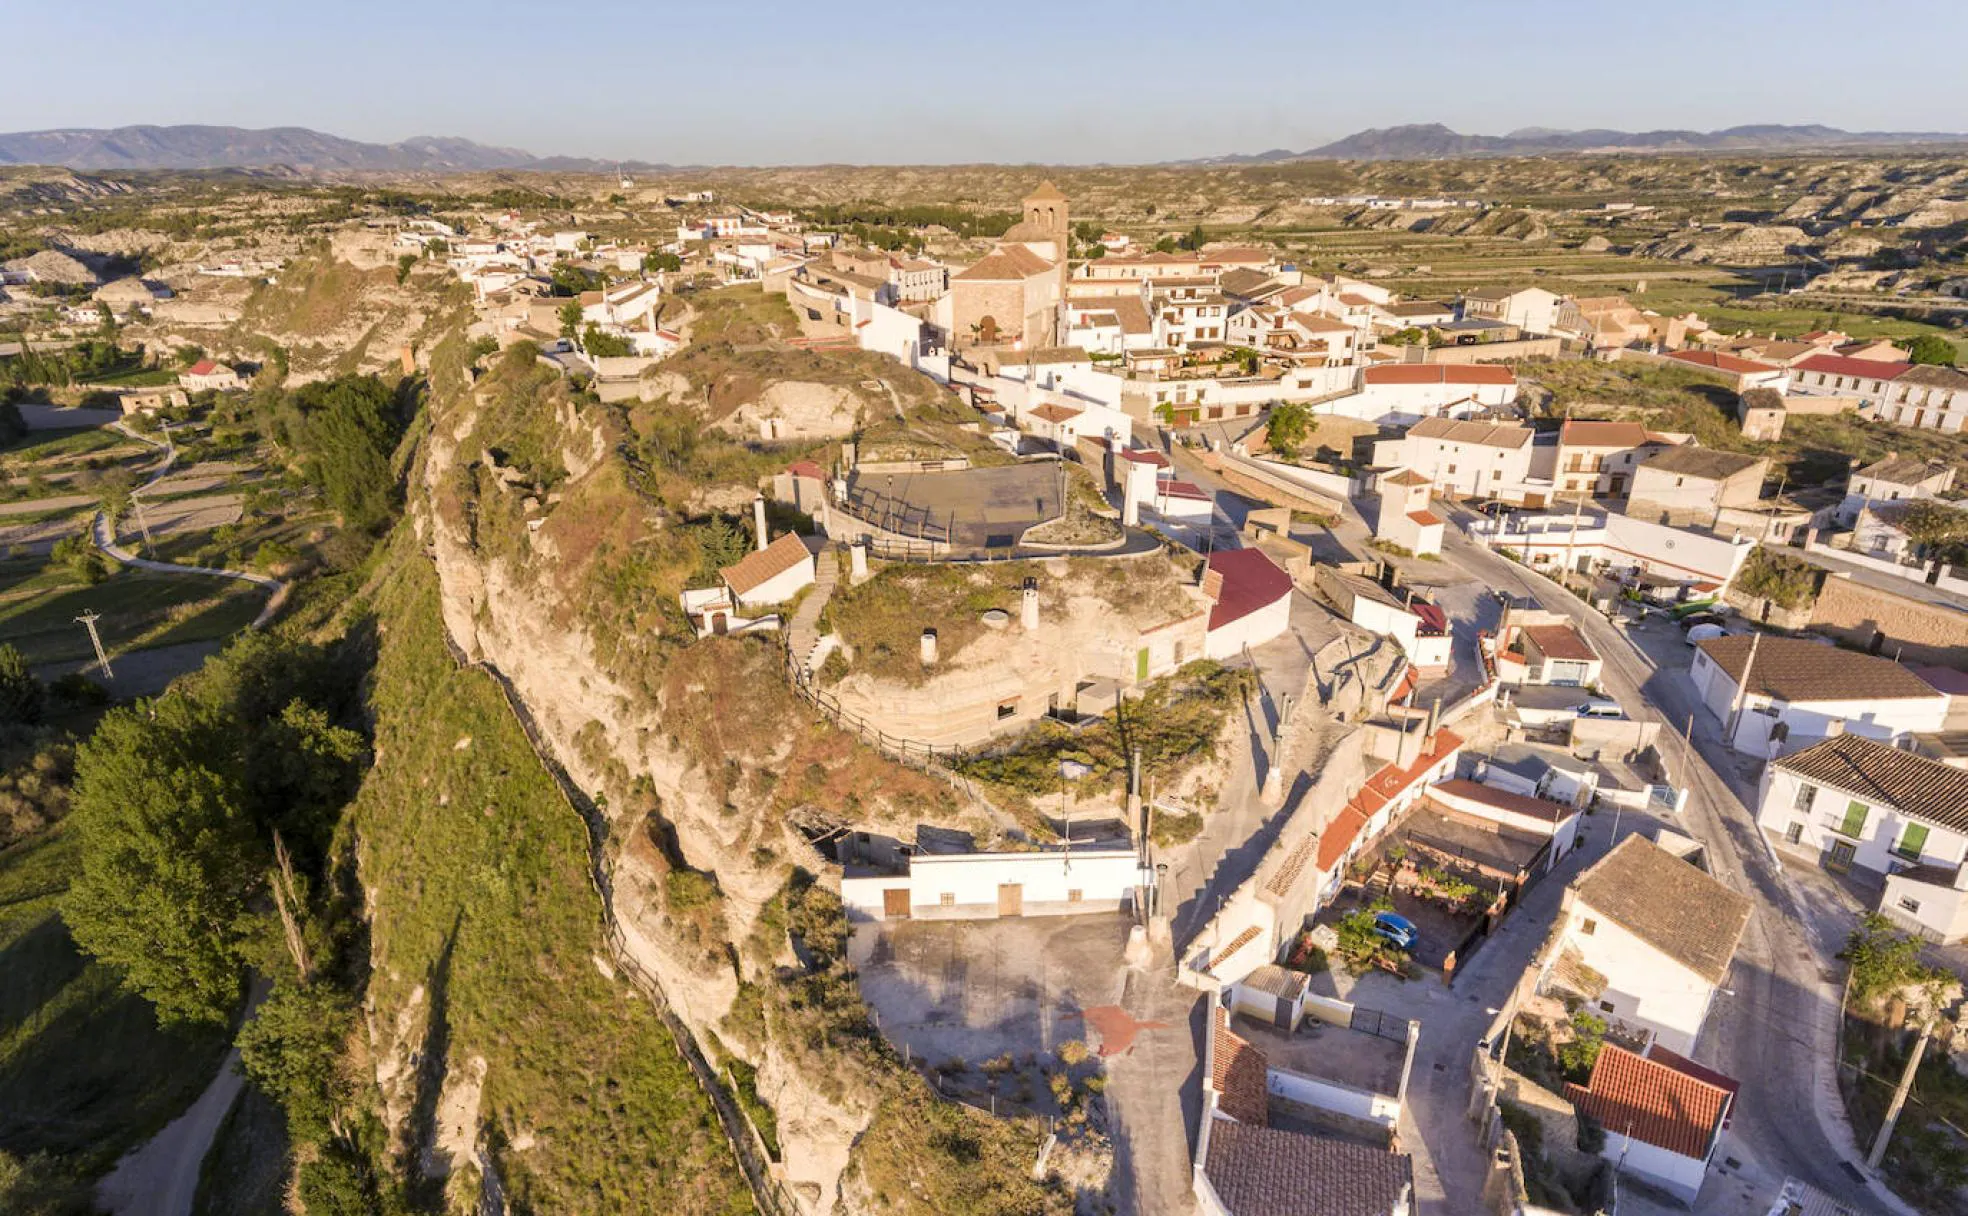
(64, 699, 257, 1026)
(1905, 334, 1958, 366)
(0, 643, 43, 725)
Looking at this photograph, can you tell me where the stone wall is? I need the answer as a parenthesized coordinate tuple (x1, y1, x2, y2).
(1809, 574, 1968, 667)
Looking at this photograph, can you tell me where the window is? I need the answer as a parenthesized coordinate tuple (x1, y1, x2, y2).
(996, 702, 1018, 722)
(1838, 801, 1868, 839)
(1793, 784, 1817, 813)
(1900, 897, 1922, 915)
(1786, 823, 1804, 845)
(939, 892, 955, 907)
(1896, 824, 1929, 861)
(1599, 1000, 1616, 1013)
(1580, 918, 1598, 936)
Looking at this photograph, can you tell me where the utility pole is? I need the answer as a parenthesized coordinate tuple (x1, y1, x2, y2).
(129, 493, 156, 558)
(1723, 630, 1762, 746)
(1869, 1018, 1934, 1168)
(75, 610, 113, 680)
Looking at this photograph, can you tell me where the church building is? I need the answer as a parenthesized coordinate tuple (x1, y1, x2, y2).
(950, 182, 1070, 350)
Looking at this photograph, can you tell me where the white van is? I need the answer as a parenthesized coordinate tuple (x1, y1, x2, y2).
(1575, 698, 1625, 720)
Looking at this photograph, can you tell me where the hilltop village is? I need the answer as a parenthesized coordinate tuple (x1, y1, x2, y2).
(5, 163, 1968, 1216)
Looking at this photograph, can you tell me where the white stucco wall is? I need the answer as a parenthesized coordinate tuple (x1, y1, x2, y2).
(1756, 763, 1968, 879)
(1556, 902, 1719, 1056)
(1204, 593, 1292, 660)
(840, 847, 1141, 921)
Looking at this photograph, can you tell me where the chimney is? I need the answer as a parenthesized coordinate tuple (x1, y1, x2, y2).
(1427, 695, 1441, 740)
(920, 629, 938, 666)
(752, 495, 769, 552)
(1201, 565, 1225, 602)
(1021, 578, 1040, 631)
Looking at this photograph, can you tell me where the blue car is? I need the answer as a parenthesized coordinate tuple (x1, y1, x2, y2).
(1372, 911, 1418, 952)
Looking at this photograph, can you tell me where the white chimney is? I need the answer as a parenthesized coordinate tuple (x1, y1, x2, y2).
(1021, 579, 1040, 631)
(920, 629, 938, 666)
(752, 495, 768, 552)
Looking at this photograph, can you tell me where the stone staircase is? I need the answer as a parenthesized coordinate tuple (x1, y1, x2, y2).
(786, 546, 840, 676)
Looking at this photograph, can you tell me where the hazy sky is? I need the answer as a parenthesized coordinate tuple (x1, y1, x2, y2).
(9, 0, 1968, 164)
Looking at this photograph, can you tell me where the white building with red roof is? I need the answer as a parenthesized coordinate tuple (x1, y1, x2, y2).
(1566, 1043, 1738, 1205)
(1337, 364, 1518, 425)
(178, 359, 244, 392)
(1373, 469, 1444, 558)
(1202, 548, 1293, 660)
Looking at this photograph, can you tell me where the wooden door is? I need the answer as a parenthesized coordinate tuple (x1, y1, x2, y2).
(883, 888, 911, 919)
(1274, 996, 1294, 1030)
(1826, 840, 1856, 874)
(997, 883, 1023, 917)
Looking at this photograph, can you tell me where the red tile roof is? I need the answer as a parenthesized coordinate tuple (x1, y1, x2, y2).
(1117, 447, 1171, 467)
(1566, 1045, 1734, 1160)
(1210, 925, 1263, 970)
(1521, 623, 1599, 663)
(1428, 778, 1575, 824)
(1558, 420, 1651, 448)
(185, 359, 220, 376)
(1211, 1008, 1271, 1125)
(1665, 349, 1778, 375)
(786, 460, 827, 480)
(1406, 510, 1444, 528)
(1792, 353, 1913, 381)
(720, 532, 812, 596)
(1363, 364, 1515, 386)
(1314, 808, 1369, 873)
(1159, 479, 1211, 501)
(1206, 548, 1293, 632)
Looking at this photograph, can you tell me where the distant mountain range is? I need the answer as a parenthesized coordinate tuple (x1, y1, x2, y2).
(0, 125, 667, 173)
(3, 121, 1966, 173)
(1204, 122, 1968, 163)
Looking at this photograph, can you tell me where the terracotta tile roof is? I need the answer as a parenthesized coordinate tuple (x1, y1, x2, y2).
(1792, 353, 1912, 381)
(1695, 636, 1941, 704)
(185, 359, 220, 376)
(1774, 734, 1968, 835)
(1070, 294, 1153, 334)
(1428, 779, 1575, 824)
(1896, 363, 1968, 390)
(1664, 349, 1778, 375)
(1565, 1044, 1733, 1160)
(1027, 402, 1083, 424)
(1559, 420, 1651, 449)
(1117, 447, 1171, 467)
(1856, 454, 1953, 486)
(1158, 479, 1211, 502)
(1382, 300, 1453, 317)
(719, 532, 811, 597)
(1404, 418, 1532, 449)
(1210, 925, 1264, 970)
(1571, 837, 1750, 984)
(1383, 469, 1431, 487)
(1206, 549, 1292, 632)
(1203, 1121, 1414, 1216)
(1520, 623, 1598, 663)
(1363, 364, 1515, 386)
(1211, 1008, 1271, 1125)
(1313, 808, 1369, 875)
(1406, 510, 1444, 528)
(955, 244, 1054, 281)
(786, 460, 827, 480)
(1264, 835, 1321, 899)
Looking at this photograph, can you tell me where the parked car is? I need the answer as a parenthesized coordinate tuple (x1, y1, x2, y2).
(1575, 698, 1626, 720)
(1686, 623, 1728, 645)
(1371, 911, 1419, 952)
(1678, 612, 1728, 632)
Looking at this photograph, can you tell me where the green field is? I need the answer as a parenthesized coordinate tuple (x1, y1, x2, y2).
(0, 561, 269, 665)
(1, 426, 134, 461)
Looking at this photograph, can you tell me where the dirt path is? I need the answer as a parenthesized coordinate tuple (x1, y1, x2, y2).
(96, 984, 267, 1216)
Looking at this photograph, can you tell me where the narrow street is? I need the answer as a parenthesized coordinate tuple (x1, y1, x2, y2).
(1437, 507, 1910, 1213)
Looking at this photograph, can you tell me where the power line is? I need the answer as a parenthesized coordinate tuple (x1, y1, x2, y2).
(74, 610, 113, 681)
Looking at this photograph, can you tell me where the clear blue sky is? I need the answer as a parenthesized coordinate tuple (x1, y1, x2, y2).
(9, 0, 1967, 164)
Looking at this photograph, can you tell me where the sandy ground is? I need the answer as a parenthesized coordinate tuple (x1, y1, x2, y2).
(117, 493, 244, 542)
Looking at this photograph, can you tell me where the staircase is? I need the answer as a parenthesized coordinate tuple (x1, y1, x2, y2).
(786, 547, 840, 676)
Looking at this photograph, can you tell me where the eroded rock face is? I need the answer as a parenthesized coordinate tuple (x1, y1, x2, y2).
(415, 351, 880, 1212)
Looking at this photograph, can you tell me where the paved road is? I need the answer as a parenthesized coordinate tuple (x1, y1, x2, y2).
(1437, 506, 1912, 1214)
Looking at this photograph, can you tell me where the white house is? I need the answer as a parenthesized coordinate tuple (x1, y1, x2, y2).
(839, 840, 1140, 921)
(1838, 453, 1957, 526)
(1459, 286, 1565, 335)
(1347, 364, 1518, 424)
(1690, 636, 1950, 759)
(1373, 470, 1444, 557)
(1537, 835, 1751, 1056)
(1152, 477, 1217, 523)
(719, 528, 815, 610)
(1758, 734, 1968, 938)
(1370, 419, 1547, 506)
(179, 359, 245, 392)
(1203, 549, 1293, 660)
(1422, 779, 1582, 866)
(1567, 1044, 1737, 1206)
(1474, 507, 1756, 591)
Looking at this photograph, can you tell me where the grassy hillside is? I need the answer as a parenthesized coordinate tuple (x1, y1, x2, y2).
(347, 534, 750, 1214)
